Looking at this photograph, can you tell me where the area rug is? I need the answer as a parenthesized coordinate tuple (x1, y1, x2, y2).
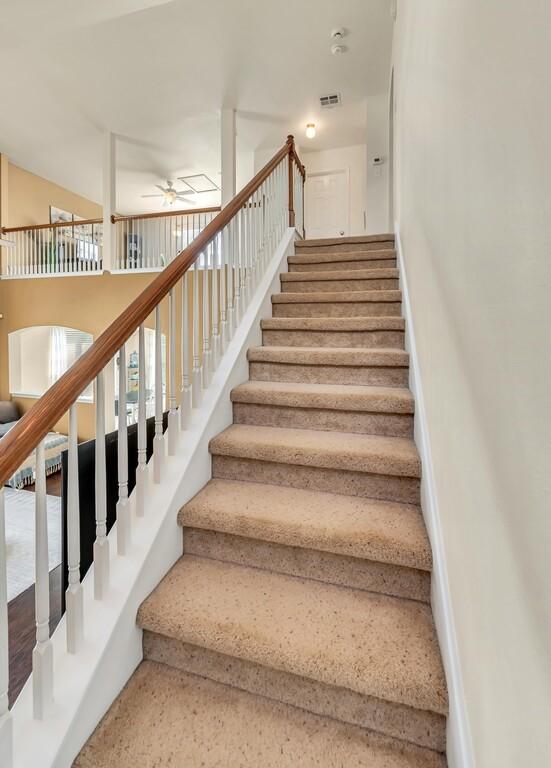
(4, 487, 62, 602)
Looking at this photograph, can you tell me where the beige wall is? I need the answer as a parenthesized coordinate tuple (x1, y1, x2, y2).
(0, 273, 159, 440)
(5, 162, 101, 228)
(392, 3, 551, 766)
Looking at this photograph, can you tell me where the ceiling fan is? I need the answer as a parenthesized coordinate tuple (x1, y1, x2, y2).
(141, 180, 196, 207)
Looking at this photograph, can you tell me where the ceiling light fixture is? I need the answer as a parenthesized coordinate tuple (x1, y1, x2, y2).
(305, 123, 316, 139)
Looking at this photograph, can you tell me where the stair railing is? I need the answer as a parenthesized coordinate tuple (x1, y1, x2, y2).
(0, 135, 304, 767)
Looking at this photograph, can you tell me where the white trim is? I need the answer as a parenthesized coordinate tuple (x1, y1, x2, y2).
(11, 228, 298, 768)
(0, 272, 103, 281)
(395, 225, 474, 768)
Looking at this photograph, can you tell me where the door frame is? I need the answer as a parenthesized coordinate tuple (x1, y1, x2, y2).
(304, 167, 350, 238)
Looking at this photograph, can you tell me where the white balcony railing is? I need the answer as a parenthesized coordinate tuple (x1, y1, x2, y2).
(112, 207, 220, 272)
(0, 207, 221, 279)
(0, 219, 103, 278)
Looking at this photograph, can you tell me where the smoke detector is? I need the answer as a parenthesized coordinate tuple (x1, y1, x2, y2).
(331, 28, 345, 40)
(331, 44, 345, 55)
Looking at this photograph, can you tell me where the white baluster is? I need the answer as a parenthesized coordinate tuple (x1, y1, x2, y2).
(180, 273, 192, 429)
(33, 440, 53, 720)
(202, 250, 212, 389)
(153, 305, 164, 483)
(192, 262, 202, 406)
(66, 405, 83, 652)
(116, 347, 131, 554)
(239, 207, 247, 313)
(233, 214, 241, 325)
(219, 227, 228, 352)
(167, 288, 178, 454)
(135, 324, 147, 516)
(0, 488, 12, 767)
(226, 220, 235, 339)
(211, 235, 221, 370)
(94, 370, 109, 600)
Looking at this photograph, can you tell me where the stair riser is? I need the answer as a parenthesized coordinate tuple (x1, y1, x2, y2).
(143, 632, 445, 753)
(183, 528, 429, 602)
(296, 242, 395, 254)
(212, 456, 420, 505)
(233, 402, 413, 437)
(282, 278, 399, 292)
(262, 329, 405, 349)
(289, 259, 397, 272)
(249, 362, 410, 387)
(273, 301, 402, 318)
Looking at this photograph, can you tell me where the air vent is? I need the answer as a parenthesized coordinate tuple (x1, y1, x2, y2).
(319, 93, 341, 109)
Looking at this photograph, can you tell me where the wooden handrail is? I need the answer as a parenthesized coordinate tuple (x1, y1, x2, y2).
(2, 218, 102, 234)
(111, 206, 221, 224)
(0, 138, 295, 486)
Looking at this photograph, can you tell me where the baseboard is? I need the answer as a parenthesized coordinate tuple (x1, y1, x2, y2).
(10, 229, 298, 768)
(395, 226, 474, 768)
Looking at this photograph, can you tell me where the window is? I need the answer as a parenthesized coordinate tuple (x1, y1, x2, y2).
(114, 327, 166, 426)
(8, 326, 93, 401)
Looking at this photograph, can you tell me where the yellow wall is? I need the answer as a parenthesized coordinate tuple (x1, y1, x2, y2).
(0, 160, 216, 443)
(5, 162, 102, 228)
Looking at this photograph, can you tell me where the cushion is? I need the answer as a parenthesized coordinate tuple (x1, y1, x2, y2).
(0, 401, 19, 424)
(0, 420, 17, 438)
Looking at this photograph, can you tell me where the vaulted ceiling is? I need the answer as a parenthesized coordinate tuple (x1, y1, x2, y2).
(0, 0, 393, 212)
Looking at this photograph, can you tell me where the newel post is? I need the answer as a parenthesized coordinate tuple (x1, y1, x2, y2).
(287, 135, 295, 228)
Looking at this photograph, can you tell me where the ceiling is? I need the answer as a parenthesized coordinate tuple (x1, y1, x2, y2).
(0, 0, 393, 213)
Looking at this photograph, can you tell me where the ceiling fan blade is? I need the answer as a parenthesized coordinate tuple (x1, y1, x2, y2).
(141, 193, 165, 198)
(176, 196, 196, 205)
(175, 189, 195, 196)
(155, 184, 167, 193)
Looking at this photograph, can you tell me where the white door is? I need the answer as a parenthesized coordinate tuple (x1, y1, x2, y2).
(305, 170, 348, 239)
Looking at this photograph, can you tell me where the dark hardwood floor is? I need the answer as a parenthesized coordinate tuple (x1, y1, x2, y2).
(8, 565, 62, 706)
(8, 470, 63, 706)
(26, 469, 62, 497)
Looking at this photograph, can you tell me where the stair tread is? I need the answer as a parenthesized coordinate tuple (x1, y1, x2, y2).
(261, 317, 405, 331)
(137, 556, 446, 715)
(179, 478, 430, 571)
(210, 424, 421, 478)
(281, 268, 399, 282)
(248, 345, 409, 366)
(231, 380, 414, 413)
(297, 234, 395, 248)
(75, 661, 445, 768)
(272, 289, 402, 304)
(289, 249, 396, 264)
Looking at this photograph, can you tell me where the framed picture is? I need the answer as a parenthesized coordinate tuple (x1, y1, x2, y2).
(50, 206, 76, 224)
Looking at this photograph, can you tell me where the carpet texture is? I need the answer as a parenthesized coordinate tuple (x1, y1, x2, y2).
(76, 233, 449, 767)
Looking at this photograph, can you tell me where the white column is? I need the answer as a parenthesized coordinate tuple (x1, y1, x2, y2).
(102, 131, 116, 272)
(94, 371, 109, 599)
(0, 488, 12, 766)
(33, 441, 53, 720)
(116, 347, 131, 554)
(135, 324, 147, 516)
(153, 305, 164, 483)
(66, 405, 83, 653)
(167, 288, 178, 454)
(221, 108, 236, 207)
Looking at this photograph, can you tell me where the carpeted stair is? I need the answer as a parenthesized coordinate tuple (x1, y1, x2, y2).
(75, 233, 448, 767)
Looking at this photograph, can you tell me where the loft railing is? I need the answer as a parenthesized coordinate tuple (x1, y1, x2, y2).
(0, 218, 104, 277)
(112, 207, 221, 272)
(0, 135, 304, 766)
(0, 207, 222, 278)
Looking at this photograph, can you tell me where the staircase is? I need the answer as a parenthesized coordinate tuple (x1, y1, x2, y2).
(74, 234, 448, 767)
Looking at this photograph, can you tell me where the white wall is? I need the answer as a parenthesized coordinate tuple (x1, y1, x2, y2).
(365, 95, 391, 234)
(301, 144, 367, 236)
(392, 3, 551, 767)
